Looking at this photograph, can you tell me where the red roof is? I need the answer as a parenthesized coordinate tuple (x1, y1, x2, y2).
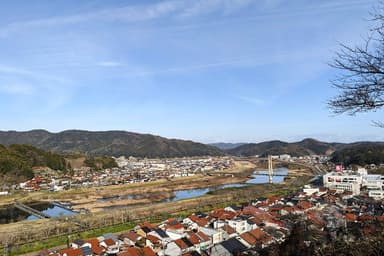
(142, 247, 157, 256)
(240, 232, 257, 246)
(345, 213, 357, 222)
(196, 231, 210, 242)
(358, 215, 375, 221)
(267, 196, 282, 204)
(221, 224, 236, 235)
(146, 234, 160, 244)
(33, 176, 43, 183)
(165, 223, 184, 230)
(118, 246, 156, 256)
(186, 232, 201, 245)
(59, 248, 83, 256)
(103, 238, 116, 247)
(118, 252, 130, 256)
(242, 206, 271, 220)
(123, 231, 141, 242)
(92, 245, 105, 255)
(266, 218, 285, 228)
(298, 201, 313, 210)
(248, 216, 263, 226)
(249, 228, 273, 244)
(248, 228, 265, 239)
(119, 248, 141, 256)
(84, 238, 100, 248)
(140, 221, 157, 230)
(175, 239, 189, 250)
(210, 209, 237, 220)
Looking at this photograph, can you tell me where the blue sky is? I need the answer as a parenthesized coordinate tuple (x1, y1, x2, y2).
(0, 0, 383, 143)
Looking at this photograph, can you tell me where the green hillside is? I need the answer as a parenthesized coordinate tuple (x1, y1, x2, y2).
(0, 144, 68, 184)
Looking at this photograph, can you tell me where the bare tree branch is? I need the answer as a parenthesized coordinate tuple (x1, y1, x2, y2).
(328, 2, 384, 123)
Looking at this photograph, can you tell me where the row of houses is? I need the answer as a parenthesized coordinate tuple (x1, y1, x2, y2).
(38, 177, 384, 256)
(4, 157, 233, 194)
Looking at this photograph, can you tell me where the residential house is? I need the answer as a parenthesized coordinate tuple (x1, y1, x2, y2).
(163, 241, 182, 256)
(135, 222, 156, 238)
(227, 218, 248, 234)
(174, 237, 195, 254)
(210, 237, 247, 256)
(148, 228, 170, 243)
(219, 225, 237, 239)
(238, 232, 258, 248)
(200, 227, 224, 245)
(145, 235, 162, 252)
(58, 248, 83, 256)
(248, 228, 273, 248)
(121, 231, 142, 246)
(83, 238, 105, 255)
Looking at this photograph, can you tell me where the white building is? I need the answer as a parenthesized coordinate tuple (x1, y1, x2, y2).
(323, 172, 362, 195)
(279, 154, 291, 161)
(323, 170, 384, 195)
(303, 185, 320, 196)
(362, 175, 384, 190)
(368, 190, 384, 200)
(200, 227, 224, 245)
(227, 218, 247, 234)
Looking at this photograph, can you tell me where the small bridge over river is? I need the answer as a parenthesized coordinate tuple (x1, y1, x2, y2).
(14, 202, 51, 219)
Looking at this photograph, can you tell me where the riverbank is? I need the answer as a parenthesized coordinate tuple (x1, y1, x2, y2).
(64, 174, 250, 213)
(0, 160, 254, 209)
(0, 164, 314, 254)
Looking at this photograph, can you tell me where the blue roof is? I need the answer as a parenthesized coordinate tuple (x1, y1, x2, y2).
(73, 239, 84, 245)
(103, 233, 118, 242)
(80, 246, 92, 256)
(154, 228, 169, 238)
(221, 238, 247, 254)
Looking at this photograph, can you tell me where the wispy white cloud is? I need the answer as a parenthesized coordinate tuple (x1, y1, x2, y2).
(0, 1, 181, 37)
(178, 0, 254, 18)
(0, 0, 258, 37)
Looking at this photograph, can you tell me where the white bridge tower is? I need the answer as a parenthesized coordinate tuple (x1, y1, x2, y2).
(268, 155, 273, 184)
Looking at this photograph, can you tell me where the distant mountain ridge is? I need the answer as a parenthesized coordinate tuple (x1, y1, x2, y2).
(226, 138, 383, 157)
(0, 130, 224, 158)
(1, 130, 383, 161)
(209, 142, 246, 150)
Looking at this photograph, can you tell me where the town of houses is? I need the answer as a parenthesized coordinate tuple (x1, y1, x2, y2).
(13, 157, 233, 193)
(36, 164, 384, 256)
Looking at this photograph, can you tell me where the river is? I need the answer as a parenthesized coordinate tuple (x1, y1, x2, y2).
(168, 168, 288, 201)
(0, 168, 287, 223)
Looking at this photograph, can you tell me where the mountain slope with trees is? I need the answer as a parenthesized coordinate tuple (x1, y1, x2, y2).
(227, 138, 343, 157)
(0, 144, 68, 184)
(331, 142, 384, 166)
(0, 130, 225, 157)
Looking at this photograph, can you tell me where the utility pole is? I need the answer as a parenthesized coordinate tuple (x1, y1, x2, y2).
(268, 155, 273, 184)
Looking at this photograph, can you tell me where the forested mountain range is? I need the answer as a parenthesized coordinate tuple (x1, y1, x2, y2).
(0, 130, 224, 158)
(226, 139, 384, 166)
(227, 138, 342, 156)
(2, 130, 384, 167)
